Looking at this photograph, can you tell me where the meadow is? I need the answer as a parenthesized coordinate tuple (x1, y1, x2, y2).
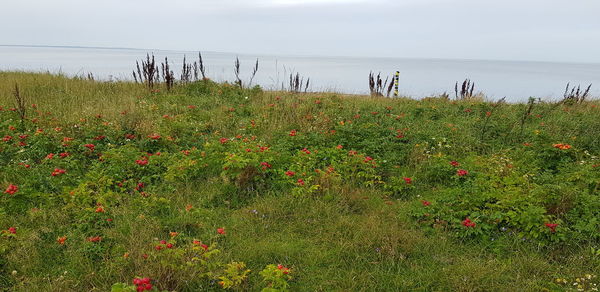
(0, 71, 599, 291)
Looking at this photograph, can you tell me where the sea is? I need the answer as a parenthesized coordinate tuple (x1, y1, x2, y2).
(1, 45, 599, 102)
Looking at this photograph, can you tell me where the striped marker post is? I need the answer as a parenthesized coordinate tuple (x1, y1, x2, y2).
(394, 71, 400, 97)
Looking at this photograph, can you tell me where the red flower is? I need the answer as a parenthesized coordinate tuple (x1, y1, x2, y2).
(421, 200, 431, 206)
(59, 152, 70, 158)
(95, 206, 105, 213)
(57, 236, 67, 245)
(277, 264, 290, 274)
(289, 130, 297, 136)
(403, 177, 412, 184)
(51, 168, 66, 177)
(46, 153, 55, 159)
(297, 179, 305, 186)
(133, 278, 152, 291)
(135, 182, 145, 191)
(166, 243, 174, 249)
(2, 135, 12, 142)
(7, 227, 17, 234)
(93, 135, 106, 141)
(285, 171, 295, 177)
(217, 227, 226, 235)
(336, 145, 343, 149)
(545, 223, 558, 233)
(461, 218, 476, 228)
(301, 148, 311, 154)
(147, 134, 161, 140)
(4, 184, 18, 195)
(260, 162, 272, 170)
(553, 143, 571, 150)
(87, 236, 102, 242)
(84, 144, 95, 151)
(136, 159, 149, 166)
(456, 169, 468, 177)
(450, 160, 460, 167)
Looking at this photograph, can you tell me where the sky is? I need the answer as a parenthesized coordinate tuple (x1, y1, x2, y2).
(2, 0, 600, 63)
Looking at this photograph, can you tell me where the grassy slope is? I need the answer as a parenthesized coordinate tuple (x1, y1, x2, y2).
(0, 72, 599, 291)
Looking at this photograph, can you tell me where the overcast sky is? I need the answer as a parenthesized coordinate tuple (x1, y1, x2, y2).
(3, 0, 600, 63)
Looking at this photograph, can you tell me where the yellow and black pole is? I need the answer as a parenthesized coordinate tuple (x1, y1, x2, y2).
(394, 71, 400, 97)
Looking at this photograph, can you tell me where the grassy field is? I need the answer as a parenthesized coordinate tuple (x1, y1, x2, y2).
(0, 71, 599, 291)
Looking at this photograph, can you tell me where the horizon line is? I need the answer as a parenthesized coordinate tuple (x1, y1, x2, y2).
(1, 44, 599, 66)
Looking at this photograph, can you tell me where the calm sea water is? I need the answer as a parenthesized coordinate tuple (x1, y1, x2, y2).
(1, 45, 599, 102)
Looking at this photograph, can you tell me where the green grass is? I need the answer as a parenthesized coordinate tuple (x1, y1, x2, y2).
(0, 71, 599, 291)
